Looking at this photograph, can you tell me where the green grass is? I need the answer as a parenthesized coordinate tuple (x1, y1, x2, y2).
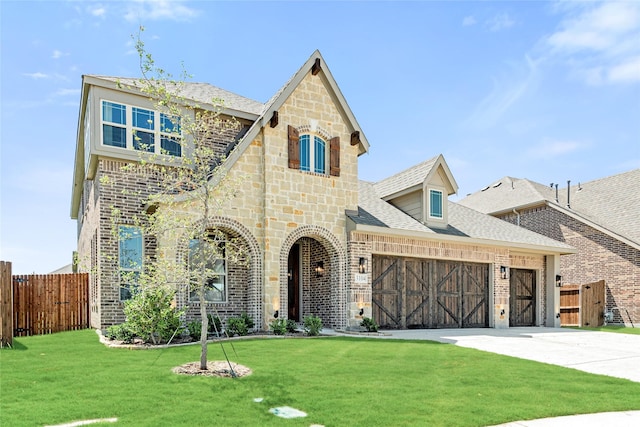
(568, 325, 640, 335)
(2, 330, 640, 427)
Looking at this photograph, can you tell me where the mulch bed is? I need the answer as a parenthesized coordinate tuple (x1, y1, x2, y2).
(172, 361, 252, 377)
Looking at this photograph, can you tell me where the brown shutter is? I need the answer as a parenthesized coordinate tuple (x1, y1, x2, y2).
(288, 125, 300, 169)
(330, 136, 340, 177)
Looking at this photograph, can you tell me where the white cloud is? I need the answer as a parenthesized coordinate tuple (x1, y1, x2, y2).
(124, 0, 199, 23)
(608, 56, 640, 83)
(545, 1, 640, 85)
(89, 5, 106, 17)
(52, 50, 70, 59)
(487, 13, 515, 32)
(462, 16, 476, 27)
(526, 139, 586, 159)
(23, 72, 49, 79)
(465, 55, 540, 129)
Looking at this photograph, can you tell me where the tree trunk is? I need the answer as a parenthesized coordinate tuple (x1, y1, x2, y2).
(199, 289, 208, 370)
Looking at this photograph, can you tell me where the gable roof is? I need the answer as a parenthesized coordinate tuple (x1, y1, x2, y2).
(374, 154, 458, 199)
(459, 169, 640, 249)
(350, 180, 574, 254)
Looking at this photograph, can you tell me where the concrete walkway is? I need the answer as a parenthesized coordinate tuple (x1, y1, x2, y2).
(333, 327, 640, 426)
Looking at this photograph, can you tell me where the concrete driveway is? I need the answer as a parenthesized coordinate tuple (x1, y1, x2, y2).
(371, 327, 640, 383)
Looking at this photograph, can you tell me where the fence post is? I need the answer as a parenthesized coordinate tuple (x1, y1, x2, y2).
(0, 261, 13, 347)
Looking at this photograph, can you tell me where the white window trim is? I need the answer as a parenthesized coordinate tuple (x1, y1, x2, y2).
(300, 134, 327, 174)
(101, 99, 182, 156)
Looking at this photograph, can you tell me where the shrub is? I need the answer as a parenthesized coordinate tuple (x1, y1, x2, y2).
(286, 319, 298, 333)
(303, 315, 323, 336)
(226, 313, 253, 337)
(187, 320, 201, 341)
(207, 314, 223, 335)
(123, 286, 184, 344)
(360, 317, 379, 332)
(104, 323, 136, 343)
(269, 318, 288, 335)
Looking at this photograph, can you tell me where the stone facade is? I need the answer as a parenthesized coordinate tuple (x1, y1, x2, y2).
(499, 206, 639, 325)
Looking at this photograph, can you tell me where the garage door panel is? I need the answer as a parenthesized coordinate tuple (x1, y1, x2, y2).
(373, 256, 489, 329)
(372, 257, 401, 328)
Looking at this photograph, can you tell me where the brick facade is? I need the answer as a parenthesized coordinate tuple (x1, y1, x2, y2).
(499, 206, 639, 325)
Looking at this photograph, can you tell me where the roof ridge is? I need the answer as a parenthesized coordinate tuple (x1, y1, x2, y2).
(375, 155, 439, 186)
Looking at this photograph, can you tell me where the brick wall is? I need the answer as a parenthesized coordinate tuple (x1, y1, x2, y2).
(499, 206, 639, 325)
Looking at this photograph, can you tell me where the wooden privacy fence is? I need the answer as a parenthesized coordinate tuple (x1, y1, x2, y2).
(11, 272, 89, 337)
(1, 261, 13, 347)
(560, 280, 605, 327)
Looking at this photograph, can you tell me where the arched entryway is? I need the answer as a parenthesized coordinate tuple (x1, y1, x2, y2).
(280, 226, 346, 328)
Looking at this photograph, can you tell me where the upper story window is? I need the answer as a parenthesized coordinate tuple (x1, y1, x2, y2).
(118, 225, 143, 300)
(101, 100, 181, 157)
(300, 134, 326, 174)
(287, 125, 340, 177)
(429, 189, 443, 219)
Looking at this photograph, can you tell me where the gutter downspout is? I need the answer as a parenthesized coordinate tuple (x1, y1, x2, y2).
(512, 208, 520, 226)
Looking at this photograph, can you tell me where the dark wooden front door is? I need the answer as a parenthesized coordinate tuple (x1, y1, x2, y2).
(287, 244, 300, 322)
(372, 256, 489, 329)
(510, 269, 536, 326)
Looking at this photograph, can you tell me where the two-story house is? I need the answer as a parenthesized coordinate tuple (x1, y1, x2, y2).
(71, 51, 574, 331)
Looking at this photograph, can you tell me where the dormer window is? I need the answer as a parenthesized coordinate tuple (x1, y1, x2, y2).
(101, 100, 181, 157)
(429, 189, 443, 219)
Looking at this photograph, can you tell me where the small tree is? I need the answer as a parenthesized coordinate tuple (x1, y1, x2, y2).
(106, 27, 248, 370)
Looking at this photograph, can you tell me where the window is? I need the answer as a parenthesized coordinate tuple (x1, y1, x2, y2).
(429, 189, 443, 219)
(118, 225, 143, 300)
(103, 101, 126, 148)
(101, 100, 181, 156)
(188, 239, 226, 303)
(299, 134, 326, 174)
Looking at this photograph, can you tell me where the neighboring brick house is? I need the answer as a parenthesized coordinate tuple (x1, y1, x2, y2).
(71, 51, 573, 331)
(459, 171, 640, 326)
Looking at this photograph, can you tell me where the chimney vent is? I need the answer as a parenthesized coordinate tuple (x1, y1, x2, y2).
(567, 180, 571, 208)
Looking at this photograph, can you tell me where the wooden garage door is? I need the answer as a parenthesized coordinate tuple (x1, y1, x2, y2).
(510, 269, 536, 326)
(373, 256, 489, 329)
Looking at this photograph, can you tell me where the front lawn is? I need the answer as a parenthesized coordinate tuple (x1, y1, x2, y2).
(2, 330, 640, 426)
(568, 325, 640, 335)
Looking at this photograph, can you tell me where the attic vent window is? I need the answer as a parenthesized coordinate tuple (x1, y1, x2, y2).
(429, 189, 443, 219)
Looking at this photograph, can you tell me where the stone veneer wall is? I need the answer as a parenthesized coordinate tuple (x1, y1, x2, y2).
(500, 206, 639, 325)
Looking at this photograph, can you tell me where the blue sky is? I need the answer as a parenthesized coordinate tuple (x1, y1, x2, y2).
(1, 0, 639, 274)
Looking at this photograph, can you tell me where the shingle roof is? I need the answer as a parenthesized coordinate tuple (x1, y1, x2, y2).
(459, 169, 640, 246)
(374, 156, 438, 198)
(88, 75, 265, 116)
(350, 181, 574, 251)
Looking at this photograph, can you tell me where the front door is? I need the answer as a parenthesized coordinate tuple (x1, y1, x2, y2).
(287, 244, 300, 321)
(510, 269, 536, 326)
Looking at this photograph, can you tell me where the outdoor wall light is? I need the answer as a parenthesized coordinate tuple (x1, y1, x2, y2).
(274, 310, 279, 319)
(500, 266, 508, 279)
(555, 274, 562, 287)
(315, 261, 324, 277)
(359, 308, 364, 316)
(358, 257, 368, 274)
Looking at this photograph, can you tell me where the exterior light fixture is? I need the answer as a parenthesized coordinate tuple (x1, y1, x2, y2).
(500, 266, 508, 280)
(358, 257, 368, 274)
(274, 310, 279, 319)
(555, 274, 562, 287)
(315, 261, 324, 277)
(359, 308, 364, 316)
